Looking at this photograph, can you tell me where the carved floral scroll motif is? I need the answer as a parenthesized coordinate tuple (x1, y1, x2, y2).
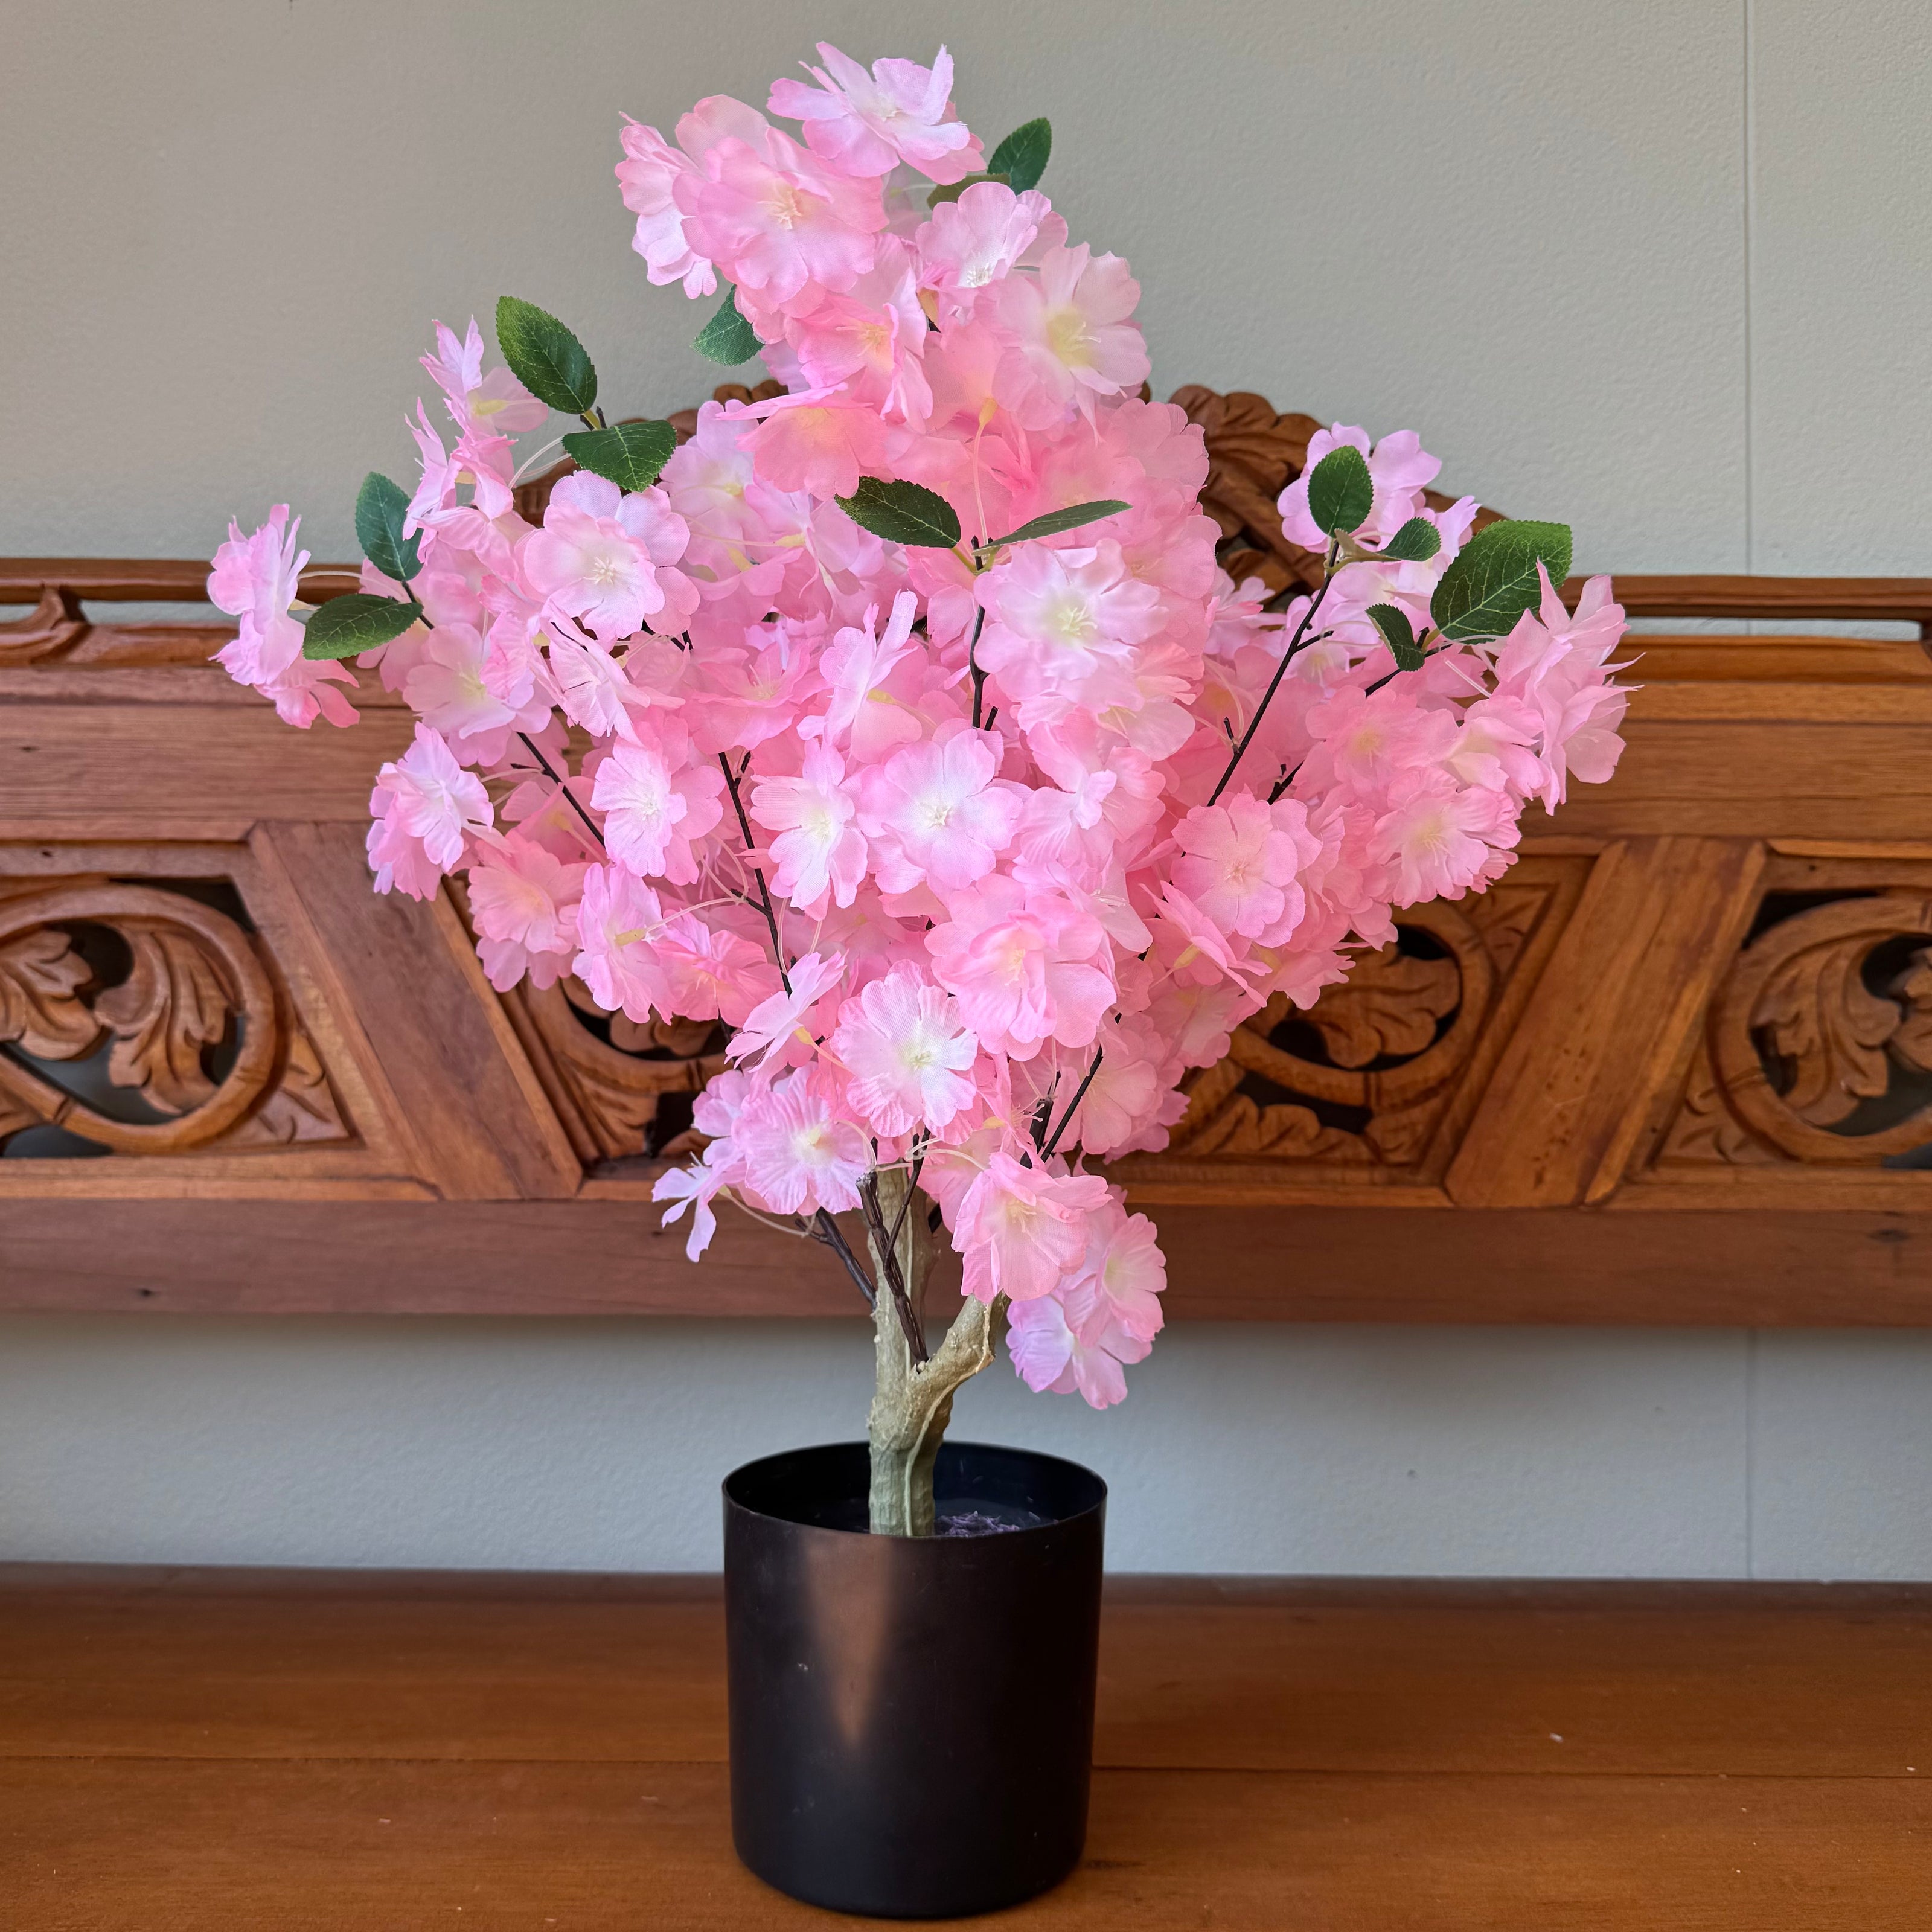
(1657, 892, 1932, 1171)
(500, 974, 727, 1166)
(0, 879, 350, 1156)
(1115, 876, 1564, 1182)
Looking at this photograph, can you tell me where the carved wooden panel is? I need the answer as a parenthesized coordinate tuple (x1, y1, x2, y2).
(7, 388, 1932, 1319)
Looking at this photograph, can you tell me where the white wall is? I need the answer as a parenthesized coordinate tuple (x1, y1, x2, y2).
(4, 1, 1930, 1576)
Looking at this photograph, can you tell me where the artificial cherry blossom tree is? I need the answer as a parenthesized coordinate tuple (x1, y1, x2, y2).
(211, 43, 1628, 1535)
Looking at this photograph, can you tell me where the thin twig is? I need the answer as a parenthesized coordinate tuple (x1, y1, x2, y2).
(518, 732, 606, 851)
(810, 1209, 876, 1310)
(859, 1172, 929, 1365)
(881, 1139, 926, 1259)
(967, 604, 990, 729)
(1041, 1047, 1104, 1159)
(1359, 632, 1445, 699)
(722, 1192, 813, 1241)
(1208, 544, 1340, 805)
(717, 752, 792, 996)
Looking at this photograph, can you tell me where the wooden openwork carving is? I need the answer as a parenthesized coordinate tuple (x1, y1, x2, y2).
(1118, 863, 1581, 1186)
(0, 875, 348, 1157)
(8, 385, 1932, 1320)
(1656, 884, 1932, 1172)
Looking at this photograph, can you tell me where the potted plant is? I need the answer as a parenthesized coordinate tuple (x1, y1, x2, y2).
(207, 39, 1628, 1918)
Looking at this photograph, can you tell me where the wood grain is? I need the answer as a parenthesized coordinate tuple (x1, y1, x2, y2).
(11, 496, 1932, 1325)
(1447, 839, 1767, 1207)
(251, 824, 581, 1201)
(1580, 572, 1932, 630)
(2, 1570, 1928, 1930)
(7, 1197, 1932, 1320)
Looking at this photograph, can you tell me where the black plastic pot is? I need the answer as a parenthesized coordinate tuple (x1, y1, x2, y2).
(723, 1439, 1107, 1919)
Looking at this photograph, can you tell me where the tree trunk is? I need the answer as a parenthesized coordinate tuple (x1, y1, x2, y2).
(865, 1168, 1000, 1537)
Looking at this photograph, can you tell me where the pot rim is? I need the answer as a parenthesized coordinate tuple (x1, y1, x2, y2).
(723, 1438, 1107, 1542)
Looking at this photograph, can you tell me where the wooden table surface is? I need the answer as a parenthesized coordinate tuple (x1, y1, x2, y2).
(4, 1567, 1930, 1929)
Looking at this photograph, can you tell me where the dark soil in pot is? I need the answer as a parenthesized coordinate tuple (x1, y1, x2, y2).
(723, 1439, 1107, 1919)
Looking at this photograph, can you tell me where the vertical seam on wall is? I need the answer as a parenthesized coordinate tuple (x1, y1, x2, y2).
(1745, 1328, 1758, 1579)
(1742, 0, 1756, 580)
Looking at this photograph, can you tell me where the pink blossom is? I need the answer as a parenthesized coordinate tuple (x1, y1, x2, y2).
(741, 391, 909, 500)
(781, 238, 932, 421)
(217, 52, 1631, 1419)
(818, 591, 921, 756)
(652, 1138, 738, 1260)
(1278, 425, 1442, 550)
(468, 833, 587, 990)
(675, 129, 886, 312)
(976, 540, 1162, 708)
(749, 742, 868, 912)
(860, 724, 1021, 894)
(401, 619, 528, 752)
(1171, 794, 1309, 940)
(992, 245, 1150, 424)
(572, 865, 673, 1021)
(1371, 769, 1520, 905)
(521, 472, 691, 641)
(1075, 1201, 1167, 1339)
(1040, 1024, 1169, 1157)
(589, 731, 724, 884)
(616, 101, 778, 299)
(927, 877, 1115, 1058)
(366, 724, 492, 900)
(210, 505, 308, 686)
(731, 950, 846, 1068)
(830, 967, 979, 1135)
(769, 43, 982, 184)
(916, 184, 1054, 315)
(1007, 1276, 1154, 1408)
(1493, 569, 1631, 808)
(251, 653, 360, 732)
(736, 1069, 871, 1215)
(420, 319, 546, 437)
(952, 1153, 1112, 1303)
(651, 913, 777, 1025)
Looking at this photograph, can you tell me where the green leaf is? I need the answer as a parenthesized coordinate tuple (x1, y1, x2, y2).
(987, 499, 1131, 547)
(987, 118, 1051, 192)
(301, 593, 423, 661)
(693, 287, 762, 366)
(1305, 444, 1374, 537)
(561, 420, 678, 493)
(494, 296, 597, 415)
(353, 471, 421, 585)
(834, 476, 962, 549)
(1367, 604, 1424, 671)
(927, 170, 1011, 206)
(1380, 516, 1441, 564)
(1429, 519, 1573, 641)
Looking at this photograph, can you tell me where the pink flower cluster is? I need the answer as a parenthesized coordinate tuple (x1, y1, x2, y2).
(211, 44, 1628, 1410)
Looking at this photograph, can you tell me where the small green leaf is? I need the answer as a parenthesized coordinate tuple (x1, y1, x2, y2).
(987, 499, 1131, 547)
(1367, 604, 1425, 671)
(694, 287, 762, 366)
(301, 593, 423, 660)
(927, 170, 1011, 206)
(835, 476, 962, 549)
(561, 420, 678, 493)
(1430, 519, 1573, 641)
(1305, 444, 1374, 537)
(1381, 516, 1441, 564)
(494, 296, 597, 415)
(353, 472, 421, 585)
(987, 118, 1051, 193)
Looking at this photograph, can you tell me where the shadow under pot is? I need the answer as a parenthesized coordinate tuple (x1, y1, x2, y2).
(723, 1439, 1107, 1920)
